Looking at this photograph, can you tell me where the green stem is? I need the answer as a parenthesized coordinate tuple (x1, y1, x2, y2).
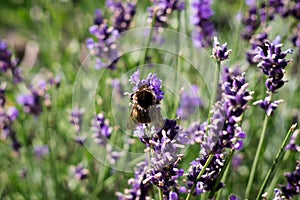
(207, 61, 221, 122)
(173, 10, 181, 118)
(216, 159, 230, 200)
(186, 154, 215, 200)
(245, 114, 269, 199)
(140, 11, 156, 68)
(266, 151, 290, 196)
(209, 149, 235, 199)
(158, 186, 163, 200)
(256, 123, 298, 200)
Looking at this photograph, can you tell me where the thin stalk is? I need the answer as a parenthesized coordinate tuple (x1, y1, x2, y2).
(207, 61, 221, 122)
(209, 149, 235, 199)
(140, 11, 156, 68)
(173, 10, 181, 118)
(266, 151, 290, 196)
(158, 186, 163, 200)
(186, 154, 215, 200)
(245, 114, 269, 199)
(216, 159, 231, 200)
(256, 123, 298, 200)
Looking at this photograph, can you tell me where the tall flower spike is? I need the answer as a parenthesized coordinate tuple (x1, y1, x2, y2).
(106, 0, 136, 32)
(212, 37, 232, 61)
(86, 9, 120, 70)
(177, 85, 204, 120)
(0, 40, 22, 83)
(254, 39, 293, 92)
(280, 161, 300, 199)
(91, 113, 112, 146)
(147, 0, 185, 28)
(191, 0, 216, 48)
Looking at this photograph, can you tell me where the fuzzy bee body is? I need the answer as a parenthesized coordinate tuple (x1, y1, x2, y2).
(127, 86, 164, 130)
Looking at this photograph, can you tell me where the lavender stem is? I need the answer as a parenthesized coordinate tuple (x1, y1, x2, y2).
(256, 123, 298, 200)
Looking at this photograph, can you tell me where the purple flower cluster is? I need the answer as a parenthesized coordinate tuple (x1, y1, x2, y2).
(177, 85, 203, 120)
(34, 145, 49, 158)
(201, 69, 252, 154)
(246, 31, 269, 65)
(212, 37, 232, 61)
(254, 40, 293, 92)
(106, 0, 136, 32)
(0, 40, 22, 83)
(291, 23, 300, 53)
(251, 38, 293, 115)
(91, 113, 122, 164)
(241, 2, 260, 40)
(91, 112, 112, 146)
(286, 129, 300, 152)
(147, 0, 185, 28)
(17, 79, 57, 116)
(253, 95, 284, 117)
(69, 107, 85, 133)
(87, 1, 136, 70)
(191, 0, 216, 48)
(116, 161, 151, 200)
(280, 161, 300, 199)
(185, 154, 225, 195)
(71, 164, 89, 180)
(241, 1, 287, 40)
(143, 158, 184, 197)
(86, 10, 120, 70)
(129, 69, 164, 102)
(183, 68, 252, 196)
(0, 82, 21, 152)
(120, 119, 187, 199)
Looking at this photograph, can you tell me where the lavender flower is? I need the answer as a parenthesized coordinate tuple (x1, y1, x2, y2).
(177, 85, 204, 120)
(286, 129, 300, 152)
(116, 161, 151, 200)
(191, 0, 216, 48)
(0, 83, 21, 152)
(291, 23, 300, 53)
(212, 37, 232, 61)
(17, 80, 54, 116)
(241, 1, 287, 40)
(106, 0, 136, 32)
(246, 31, 269, 65)
(71, 164, 89, 180)
(273, 188, 285, 200)
(87, 10, 120, 70)
(254, 40, 293, 92)
(280, 161, 300, 199)
(129, 69, 164, 102)
(91, 113, 112, 146)
(0, 40, 22, 83)
(69, 107, 85, 133)
(229, 194, 241, 200)
(186, 154, 225, 195)
(143, 158, 184, 197)
(34, 145, 49, 158)
(253, 95, 284, 116)
(147, 0, 185, 28)
(241, 4, 260, 40)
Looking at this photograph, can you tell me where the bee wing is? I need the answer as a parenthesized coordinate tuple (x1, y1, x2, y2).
(127, 108, 138, 130)
(127, 116, 138, 130)
(149, 106, 165, 131)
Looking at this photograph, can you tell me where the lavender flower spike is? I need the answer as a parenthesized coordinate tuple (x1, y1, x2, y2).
(71, 164, 89, 180)
(191, 0, 216, 48)
(212, 37, 232, 61)
(280, 161, 300, 199)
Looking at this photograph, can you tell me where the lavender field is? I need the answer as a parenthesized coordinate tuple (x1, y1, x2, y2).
(1, 0, 300, 199)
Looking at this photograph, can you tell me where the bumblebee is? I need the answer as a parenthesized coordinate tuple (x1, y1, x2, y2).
(127, 86, 164, 130)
